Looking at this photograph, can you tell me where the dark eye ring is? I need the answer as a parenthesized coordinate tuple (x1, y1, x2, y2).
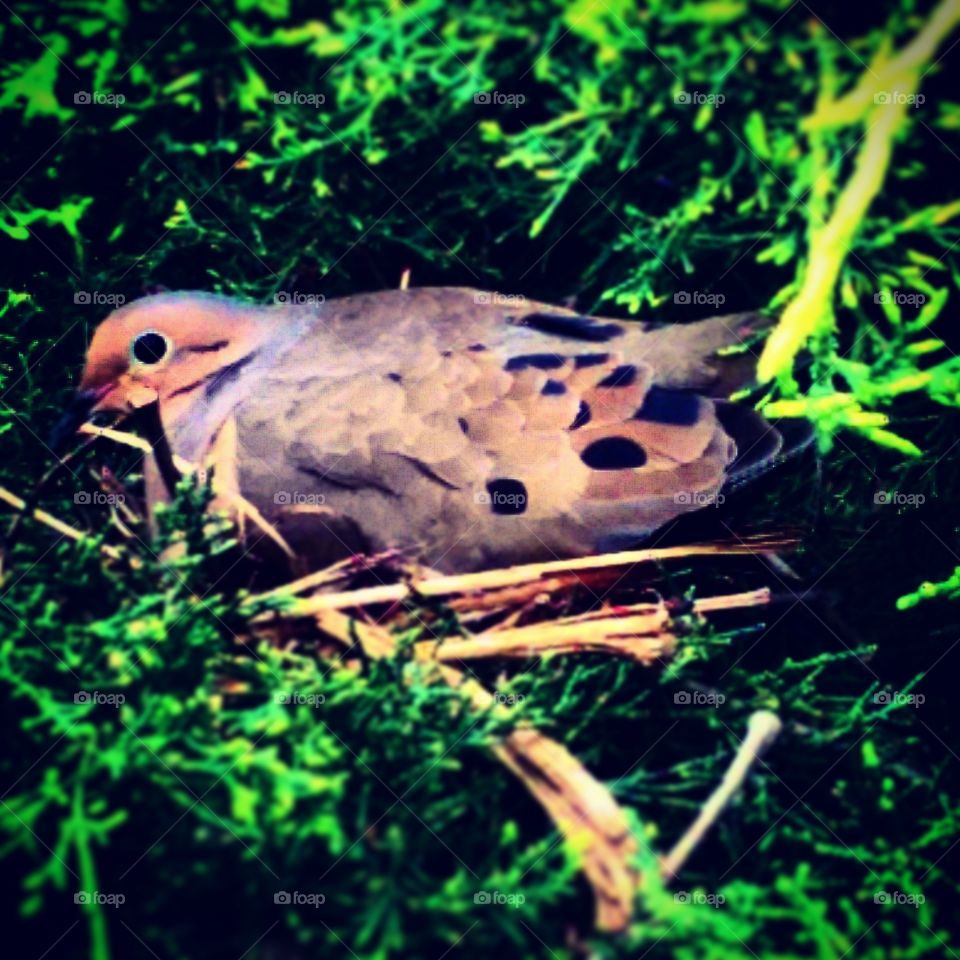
(131, 330, 171, 365)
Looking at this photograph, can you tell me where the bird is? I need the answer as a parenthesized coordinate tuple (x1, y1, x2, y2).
(51, 288, 802, 573)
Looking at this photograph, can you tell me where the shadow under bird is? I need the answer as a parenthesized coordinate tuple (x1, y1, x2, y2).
(51, 288, 807, 572)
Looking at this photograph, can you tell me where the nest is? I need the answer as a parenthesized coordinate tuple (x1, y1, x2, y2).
(1, 422, 789, 932)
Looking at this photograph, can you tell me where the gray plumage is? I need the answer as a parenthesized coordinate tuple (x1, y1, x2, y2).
(71, 288, 787, 572)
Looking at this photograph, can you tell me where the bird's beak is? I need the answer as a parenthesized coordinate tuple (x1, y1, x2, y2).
(48, 383, 116, 454)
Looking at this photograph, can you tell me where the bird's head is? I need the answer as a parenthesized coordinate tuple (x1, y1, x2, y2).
(50, 292, 273, 452)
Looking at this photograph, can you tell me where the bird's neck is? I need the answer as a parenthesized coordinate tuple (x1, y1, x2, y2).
(162, 312, 311, 464)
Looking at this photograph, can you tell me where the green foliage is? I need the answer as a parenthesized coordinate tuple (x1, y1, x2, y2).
(897, 564, 960, 608)
(1, 483, 584, 958)
(4, 481, 956, 958)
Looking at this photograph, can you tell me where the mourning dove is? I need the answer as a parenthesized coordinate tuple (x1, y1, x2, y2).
(52, 289, 799, 572)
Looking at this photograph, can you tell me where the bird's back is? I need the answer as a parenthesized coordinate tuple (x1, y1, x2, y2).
(217, 287, 778, 572)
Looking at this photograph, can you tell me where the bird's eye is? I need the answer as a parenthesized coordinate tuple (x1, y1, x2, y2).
(131, 331, 171, 365)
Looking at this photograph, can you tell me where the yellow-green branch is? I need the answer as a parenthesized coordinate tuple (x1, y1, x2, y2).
(757, 0, 960, 385)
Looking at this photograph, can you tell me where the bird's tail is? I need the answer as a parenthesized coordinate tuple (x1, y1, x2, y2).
(631, 311, 775, 397)
(630, 312, 814, 484)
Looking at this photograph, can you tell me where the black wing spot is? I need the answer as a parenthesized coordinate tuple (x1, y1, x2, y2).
(597, 364, 637, 388)
(468, 342, 487, 352)
(570, 401, 591, 430)
(574, 353, 609, 368)
(386, 372, 402, 382)
(486, 478, 528, 515)
(541, 379, 566, 396)
(458, 417, 469, 435)
(398, 454, 460, 490)
(517, 313, 625, 342)
(634, 386, 700, 426)
(581, 437, 647, 470)
(504, 353, 566, 372)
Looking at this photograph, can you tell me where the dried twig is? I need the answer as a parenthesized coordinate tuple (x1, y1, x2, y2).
(79, 422, 296, 558)
(0, 484, 123, 561)
(250, 540, 789, 615)
(661, 710, 784, 880)
(431, 589, 771, 664)
(251, 552, 403, 604)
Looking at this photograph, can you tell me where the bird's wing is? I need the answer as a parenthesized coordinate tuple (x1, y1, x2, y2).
(227, 288, 779, 571)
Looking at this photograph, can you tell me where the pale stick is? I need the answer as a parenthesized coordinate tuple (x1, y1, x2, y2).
(661, 710, 784, 880)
